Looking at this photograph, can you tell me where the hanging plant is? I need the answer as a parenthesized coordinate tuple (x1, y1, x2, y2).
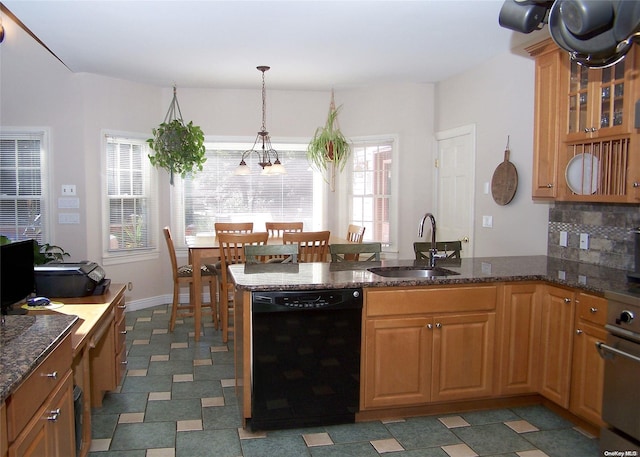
(307, 90, 351, 191)
(147, 85, 206, 185)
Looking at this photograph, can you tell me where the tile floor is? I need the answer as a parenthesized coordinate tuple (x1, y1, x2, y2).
(88, 304, 601, 457)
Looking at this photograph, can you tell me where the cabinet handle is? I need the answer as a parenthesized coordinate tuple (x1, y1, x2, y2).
(576, 329, 583, 335)
(47, 409, 61, 422)
(546, 183, 553, 188)
(564, 298, 571, 304)
(44, 371, 58, 380)
(120, 330, 127, 335)
(121, 360, 128, 366)
(118, 305, 126, 309)
(426, 324, 433, 329)
(435, 322, 442, 329)
(590, 307, 598, 314)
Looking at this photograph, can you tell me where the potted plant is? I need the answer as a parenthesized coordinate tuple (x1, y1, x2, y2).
(307, 91, 351, 191)
(147, 86, 206, 185)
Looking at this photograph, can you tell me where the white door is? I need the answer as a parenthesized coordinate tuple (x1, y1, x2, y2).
(434, 125, 475, 257)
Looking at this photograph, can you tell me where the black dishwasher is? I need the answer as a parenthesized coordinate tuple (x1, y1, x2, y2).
(250, 288, 363, 430)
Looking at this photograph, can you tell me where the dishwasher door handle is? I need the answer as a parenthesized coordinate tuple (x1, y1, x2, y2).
(596, 341, 640, 364)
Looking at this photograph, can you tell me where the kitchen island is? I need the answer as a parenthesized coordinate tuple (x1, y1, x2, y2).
(230, 255, 636, 433)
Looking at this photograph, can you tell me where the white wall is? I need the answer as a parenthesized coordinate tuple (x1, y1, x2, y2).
(1, 12, 549, 306)
(435, 49, 550, 257)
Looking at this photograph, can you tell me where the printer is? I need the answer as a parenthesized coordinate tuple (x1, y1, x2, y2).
(34, 261, 109, 298)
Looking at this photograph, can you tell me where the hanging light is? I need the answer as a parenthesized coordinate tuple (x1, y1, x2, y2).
(234, 66, 286, 176)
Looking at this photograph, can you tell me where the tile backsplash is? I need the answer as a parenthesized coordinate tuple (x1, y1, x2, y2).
(548, 202, 640, 271)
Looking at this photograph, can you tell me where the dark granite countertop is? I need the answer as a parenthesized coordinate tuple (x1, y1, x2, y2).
(230, 255, 635, 296)
(0, 313, 78, 402)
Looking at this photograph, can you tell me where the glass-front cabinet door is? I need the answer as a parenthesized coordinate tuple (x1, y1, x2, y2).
(566, 51, 634, 141)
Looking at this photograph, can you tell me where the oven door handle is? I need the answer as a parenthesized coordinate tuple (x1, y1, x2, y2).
(596, 341, 640, 364)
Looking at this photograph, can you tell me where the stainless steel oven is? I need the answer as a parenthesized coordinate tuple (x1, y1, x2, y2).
(599, 290, 640, 454)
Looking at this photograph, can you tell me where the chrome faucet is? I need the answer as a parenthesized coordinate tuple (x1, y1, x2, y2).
(418, 212, 445, 267)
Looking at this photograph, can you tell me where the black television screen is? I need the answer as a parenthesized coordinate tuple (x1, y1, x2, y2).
(1, 239, 35, 313)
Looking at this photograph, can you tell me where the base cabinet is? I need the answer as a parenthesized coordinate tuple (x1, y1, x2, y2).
(7, 335, 75, 457)
(498, 283, 541, 395)
(569, 293, 608, 427)
(539, 285, 575, 408)
(362, 286, 497, 411)
(363, 317, 432, 409)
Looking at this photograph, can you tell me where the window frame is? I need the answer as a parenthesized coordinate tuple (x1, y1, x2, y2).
(101, 130, 159, 265)
(338, 134, 399, 254)
(0, 128, 50, 244)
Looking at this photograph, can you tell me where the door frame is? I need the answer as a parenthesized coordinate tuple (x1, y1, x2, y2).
(434, 124, 476, 257)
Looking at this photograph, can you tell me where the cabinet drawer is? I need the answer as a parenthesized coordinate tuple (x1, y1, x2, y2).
(366, 286, 497, 317)
(115, 313, 126, 351)
(6, 334, 72, 442)
(576, 293, 607, 326)
(115, 293, 126, 321)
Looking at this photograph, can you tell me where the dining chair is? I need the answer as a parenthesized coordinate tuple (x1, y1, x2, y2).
(346, 224, 366, 243)
(163, 227, 218, 333)
(245, 244, 299, 264)
(330, 242, 382, 262)
(283, 230, 331, 262)
(265, 221, 303, 238)
(218, 231, 269, 342)
(214, 222, 253, 235)
(413, 241, 462, 260)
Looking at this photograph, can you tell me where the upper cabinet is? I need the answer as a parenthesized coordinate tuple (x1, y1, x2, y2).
(528, 39, 640, 203)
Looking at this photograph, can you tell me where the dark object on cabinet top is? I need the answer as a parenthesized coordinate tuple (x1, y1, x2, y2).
(34, 261, 107, 298)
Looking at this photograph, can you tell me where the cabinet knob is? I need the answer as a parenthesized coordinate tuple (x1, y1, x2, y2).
(564, 297, 571, 304)
(633, 182, 640, 188)
(118, 305, 127, 309)
(426, 323, 433, 329)
(546, 183, 554, 188)
(44, 371, 58, 380)
(47, 409, 61, 422)
(435, 322, 442, 329)
(121, 330, 127, 334)
(590, 307, 598, 314)
(576, 329, 583, 335)
(121, 360, 128, 366)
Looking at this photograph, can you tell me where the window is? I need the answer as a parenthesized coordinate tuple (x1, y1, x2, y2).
(103, 134, 157, 262)
(348, 138, 395, 248)
(172, 141, 322, 246)
(0, 130, 48, 243)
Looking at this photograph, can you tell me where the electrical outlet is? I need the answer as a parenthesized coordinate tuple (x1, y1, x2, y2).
(559, 231, 568, 247)
(482, 215, 493, 228)
(579, 233, 589, 250)
(61, 184, 76, 196)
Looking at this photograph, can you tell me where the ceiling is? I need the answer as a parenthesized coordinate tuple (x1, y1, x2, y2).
(2, 0, 547, 91)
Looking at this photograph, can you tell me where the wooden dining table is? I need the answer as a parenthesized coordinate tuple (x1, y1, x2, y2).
(185, 234, 352, 341)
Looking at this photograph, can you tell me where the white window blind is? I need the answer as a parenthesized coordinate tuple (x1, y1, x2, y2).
(0, 131, 47, 243)
(175, 142, 318, 244)
(105, 135, 156, 256)
(349, 139, 394, 246)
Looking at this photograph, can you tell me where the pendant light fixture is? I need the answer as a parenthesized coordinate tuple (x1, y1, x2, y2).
(234, 66, 286, 176)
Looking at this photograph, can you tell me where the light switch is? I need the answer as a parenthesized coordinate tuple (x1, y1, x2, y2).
(482, 215, 493, 228)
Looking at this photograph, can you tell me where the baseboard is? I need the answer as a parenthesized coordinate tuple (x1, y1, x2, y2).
(125, 292, 211, 312)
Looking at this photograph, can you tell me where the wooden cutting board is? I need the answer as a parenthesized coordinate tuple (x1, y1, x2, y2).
(491, 146, 518, 205)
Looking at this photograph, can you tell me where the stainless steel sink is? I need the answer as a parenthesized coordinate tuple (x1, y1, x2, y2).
(367, 266, 460, 278)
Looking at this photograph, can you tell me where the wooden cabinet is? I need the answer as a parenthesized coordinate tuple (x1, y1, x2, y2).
(528, 38, 640, 202)
(362, 286, 497, 410)
(498, 283, 542, 395)
(570, 293, 608, 427)
(7, 335, 75, 457)
(539, 285, 575, 408)
(1, 402, 7, 457)
(529, 40, 563, 198)
(89, 287, 127, 407)
(363, 316, 432, 408)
